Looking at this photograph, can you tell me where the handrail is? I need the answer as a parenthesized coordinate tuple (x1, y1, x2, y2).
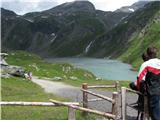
(125, 87, 143, 95)
(87, 85, 116, 89)
(50, 99, 115, 119)
(0, 101, 79, 106)
(81, 89, 115, 103)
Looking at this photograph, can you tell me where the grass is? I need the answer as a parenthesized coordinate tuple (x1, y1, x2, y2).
(1, 77, 96, 120)
(6, 51, 96, 80)
(119, 10, 160, 70)
(6, 50, 130, 87)
(2, 50, 131, 120)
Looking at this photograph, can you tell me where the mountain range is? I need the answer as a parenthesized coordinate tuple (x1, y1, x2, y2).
(1, 0, 160, 64)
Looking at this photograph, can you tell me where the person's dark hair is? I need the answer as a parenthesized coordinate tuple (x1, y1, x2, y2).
(142, 53, 149, 61)
(147, 46, 157, 59)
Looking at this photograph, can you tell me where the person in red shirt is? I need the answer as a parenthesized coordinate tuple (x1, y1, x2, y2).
(136, 47, 160, 120)
(129, 53, 149, 120)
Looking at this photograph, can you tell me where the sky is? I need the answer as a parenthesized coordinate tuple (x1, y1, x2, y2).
(1, 0, 155, 15)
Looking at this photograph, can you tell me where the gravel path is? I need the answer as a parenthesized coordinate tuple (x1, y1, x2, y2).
(32, 77, 139, 119)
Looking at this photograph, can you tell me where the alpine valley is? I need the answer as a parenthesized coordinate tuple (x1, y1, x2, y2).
(1, 1, 160, 67)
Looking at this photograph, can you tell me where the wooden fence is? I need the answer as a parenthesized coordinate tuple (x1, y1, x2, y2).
(81, 82, 121, 120)
(0, 101, 80, 120)
(2, 82, 150, 120)
(121, 87, 150, 120)
(1, 82, 120, 120)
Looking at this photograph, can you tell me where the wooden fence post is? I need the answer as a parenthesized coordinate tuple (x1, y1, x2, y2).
(68, 107, 76, 120)
(115, 81, 120, 93)
(112, 92, 119, 120)
(143, 96, 150, 120)
(121, 87, 126, 120)
(82, 83, 88, 117)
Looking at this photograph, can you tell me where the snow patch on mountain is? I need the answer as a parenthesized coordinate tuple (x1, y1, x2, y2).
(129, 8, 135, 12)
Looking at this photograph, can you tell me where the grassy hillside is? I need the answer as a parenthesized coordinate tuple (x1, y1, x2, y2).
(119, 10, 160, 69)
(87, 2, 160, 58)
(1, 77, 96, 120)
(5, 51, 130, 87)
(6, 51, 96, 82)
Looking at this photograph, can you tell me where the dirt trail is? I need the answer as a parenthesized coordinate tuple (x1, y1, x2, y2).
(32, 76, 138, 119)
(32, 77, 80, 101)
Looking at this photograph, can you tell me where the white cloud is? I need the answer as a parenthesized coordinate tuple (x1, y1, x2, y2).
(1, 0, 58, 15)
(91, 0, 139, 11)
(1, 0, 145, 15)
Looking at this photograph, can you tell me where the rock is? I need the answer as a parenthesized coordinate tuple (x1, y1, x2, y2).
(69, 76, 78, 80)
(96, 77, 102, 80)
(1, 64, 25, 78)
(1, 52, 26, 78)
(1, 73, 11, 78)
(62, 66, 72, 73)
(0, 53, 8, 65)
(84, 73, 93, 78)
(9, 66, 25, 77)
(52, 76, 63, 81)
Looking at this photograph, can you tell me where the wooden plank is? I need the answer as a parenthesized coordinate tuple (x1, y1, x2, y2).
(0, 101, 79, 106)
(121, 87, 126, 120)
(115, 81, 120, 93)
(87, 85, 116, 89)
(125, 87, 143, 95)
(50, 99, 115, 119)
(82, 83, 88, 117)
(68, 107, 76, 120)
(112, 92, 119, 120)
(88, 98, 103, 102)
(81, 89, 115, 103)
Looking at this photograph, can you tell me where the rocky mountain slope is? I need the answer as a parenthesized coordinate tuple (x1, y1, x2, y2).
(86, 1, 160, 59)
(2, 1, 158, 59)
(1, 1, 124, 56)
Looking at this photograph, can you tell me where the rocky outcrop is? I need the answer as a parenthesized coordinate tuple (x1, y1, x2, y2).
(1, 53, 26, 78)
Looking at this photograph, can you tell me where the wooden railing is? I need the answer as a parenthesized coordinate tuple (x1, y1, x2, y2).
(1, 82, 121, 120)
(121, 87, 150, 120)
(81, 82, 121, 120)
(2, 82, 151, 120)
(0, 82, 152, 120)
(50, 99, 116, 120)
(0, 101, 79, 106)
(0, 100, 116, 120)
(0, 101, 80, 120)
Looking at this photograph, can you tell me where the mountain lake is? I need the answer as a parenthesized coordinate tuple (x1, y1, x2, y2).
(46, 58, 138, 81)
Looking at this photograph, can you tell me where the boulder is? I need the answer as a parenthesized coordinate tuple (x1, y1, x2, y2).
(1, 64, 25, 78)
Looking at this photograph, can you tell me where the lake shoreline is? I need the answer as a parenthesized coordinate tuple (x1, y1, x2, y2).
(45, 57, 138, 81)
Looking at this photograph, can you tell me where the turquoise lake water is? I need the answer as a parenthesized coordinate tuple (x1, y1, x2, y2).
(46, 58, 138, 81)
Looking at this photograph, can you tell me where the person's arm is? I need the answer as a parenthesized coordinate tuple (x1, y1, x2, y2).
(136, 62, 148, 90)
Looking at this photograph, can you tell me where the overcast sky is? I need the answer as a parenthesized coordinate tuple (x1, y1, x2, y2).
(1, 0, 155, 15)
